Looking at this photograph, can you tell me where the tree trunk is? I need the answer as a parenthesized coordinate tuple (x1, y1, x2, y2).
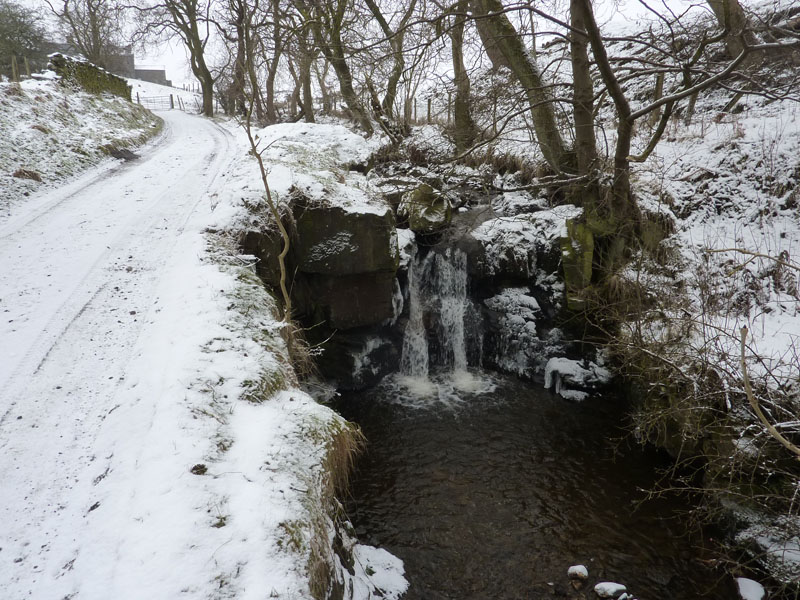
(265, 63, 279, 122)
(301, 54, 315, 123)
(314, 60, 333, 113)
(231, 0, 247, 116)
(199, 71, 214, 117)
(706, 0, 756, 59)
(307, 1, 373, 135)
(451, 0, 477, 152)
(569, 0, 597, 177)
(471, 0, 568, 171)
(474, 14, 510, 70)
(264, 0, 283, 123)
(575, 0, 640, 273)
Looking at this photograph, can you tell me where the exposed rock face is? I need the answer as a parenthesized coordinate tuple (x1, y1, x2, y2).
(243, 168, 603, 391)
(241, 229, 283, 287)
(482, 287, 566, 380)
(463, 205, 582, 284)
(292, 204, 399, 275)
(296, 272, 397, 330)
(242, 187, 402, 387)
(451, 206, 583, 382)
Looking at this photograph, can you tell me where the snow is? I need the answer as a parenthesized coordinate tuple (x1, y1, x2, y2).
(250, 121, 391, 216)
(594, 581, 627, 598)
(544, 358, 612, 401)
(567, 564, 588, 579)
(492, 188, 548, 217)
(472, 205, 582, 277)
(346, 544, 408, 599)
(483, 287, 565, 379)
(397, 227, 416, 267)
(735, 518, 800, 584)
(0, 77, 162, 220)
(0, 108, 407, 598)
(126, 76, 202, 111)
(401, 123, 455, 160)
(736, 577, 766, 600)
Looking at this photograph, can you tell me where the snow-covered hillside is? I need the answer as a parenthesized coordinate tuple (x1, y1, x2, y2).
(0, 76, 161, 220)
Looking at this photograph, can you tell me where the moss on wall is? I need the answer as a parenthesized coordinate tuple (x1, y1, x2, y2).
(48, 53, 131, 100)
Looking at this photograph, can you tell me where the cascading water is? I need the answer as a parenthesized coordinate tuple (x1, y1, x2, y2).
(399, 246, 484, 395)
(429, 248, 468, 372)
(399, 245, 429, 378)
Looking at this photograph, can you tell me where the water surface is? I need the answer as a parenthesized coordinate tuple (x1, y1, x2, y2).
(335, 372, 733, 600)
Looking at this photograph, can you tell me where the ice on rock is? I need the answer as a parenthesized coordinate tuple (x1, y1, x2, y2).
(544, 357, 611, 400)
(567, 564, 589, 580)
(594, 581, 627, 598)
(736, 577, 765, 600)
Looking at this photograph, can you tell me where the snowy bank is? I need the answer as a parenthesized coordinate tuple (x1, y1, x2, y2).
(0, 76, 162, 220)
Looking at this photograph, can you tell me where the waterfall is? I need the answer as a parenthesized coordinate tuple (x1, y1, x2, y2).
(399, 246, 429, 377)
(400, 247, 477, 379)
(428, 249, 468, 372)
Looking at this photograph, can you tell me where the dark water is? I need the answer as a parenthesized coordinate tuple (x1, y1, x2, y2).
(335, 371, 734, 600)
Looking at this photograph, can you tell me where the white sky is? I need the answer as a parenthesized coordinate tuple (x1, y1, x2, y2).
(28, 0, 709, 89)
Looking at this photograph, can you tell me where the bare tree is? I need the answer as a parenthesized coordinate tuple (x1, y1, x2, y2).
(45, 0, 121, 68)
(0, 0, 47, 77)
(295, 0, 373, 134)
(362, 0, 417, 120)
(132, 0, 216, 116)
(470, 0, 569, 172)
(706, 0, 757, 59)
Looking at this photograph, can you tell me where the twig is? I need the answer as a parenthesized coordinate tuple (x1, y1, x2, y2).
(740, 326, 800, 461)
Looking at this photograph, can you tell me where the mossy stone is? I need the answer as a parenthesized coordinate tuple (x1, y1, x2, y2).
(49, 53, 131, 100)
(399, 184, 452, 234)
(560, 218, 594, 311)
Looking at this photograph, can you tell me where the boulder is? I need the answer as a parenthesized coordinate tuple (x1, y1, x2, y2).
(399, 184, 452, 234)
(544, 357, 612, 401)
(735, 577, 765, 600)
(568, 564, 589, 590)
(292, 203, 398, 275)
(466, 206, 582, 284)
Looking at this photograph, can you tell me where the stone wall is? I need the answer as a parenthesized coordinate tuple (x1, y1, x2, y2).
(48, 53, 131, 100)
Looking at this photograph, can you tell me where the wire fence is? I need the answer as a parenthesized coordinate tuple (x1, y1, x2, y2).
(135, 93, 201, 113)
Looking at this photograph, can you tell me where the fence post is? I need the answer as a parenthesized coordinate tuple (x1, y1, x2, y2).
(11, 55, 19, 83)
(24, 57, 31, 77)
(170, 94, 175, 109)
(136, 92, 140, 104)
(427, 98, 431, 123)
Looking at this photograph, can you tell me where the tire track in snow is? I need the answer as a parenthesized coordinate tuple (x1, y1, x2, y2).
(0, 111, 237, 596)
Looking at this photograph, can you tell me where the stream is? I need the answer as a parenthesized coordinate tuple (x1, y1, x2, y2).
(335, 371, 734, 600)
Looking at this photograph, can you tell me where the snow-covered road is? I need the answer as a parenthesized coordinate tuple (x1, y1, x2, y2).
(0, 111, 234, 596)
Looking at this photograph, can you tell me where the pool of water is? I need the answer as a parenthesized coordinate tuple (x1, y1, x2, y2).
(334, 371, 734, 600)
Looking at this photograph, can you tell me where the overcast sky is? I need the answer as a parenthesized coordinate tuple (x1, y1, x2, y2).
(30, 0, 709, 89)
